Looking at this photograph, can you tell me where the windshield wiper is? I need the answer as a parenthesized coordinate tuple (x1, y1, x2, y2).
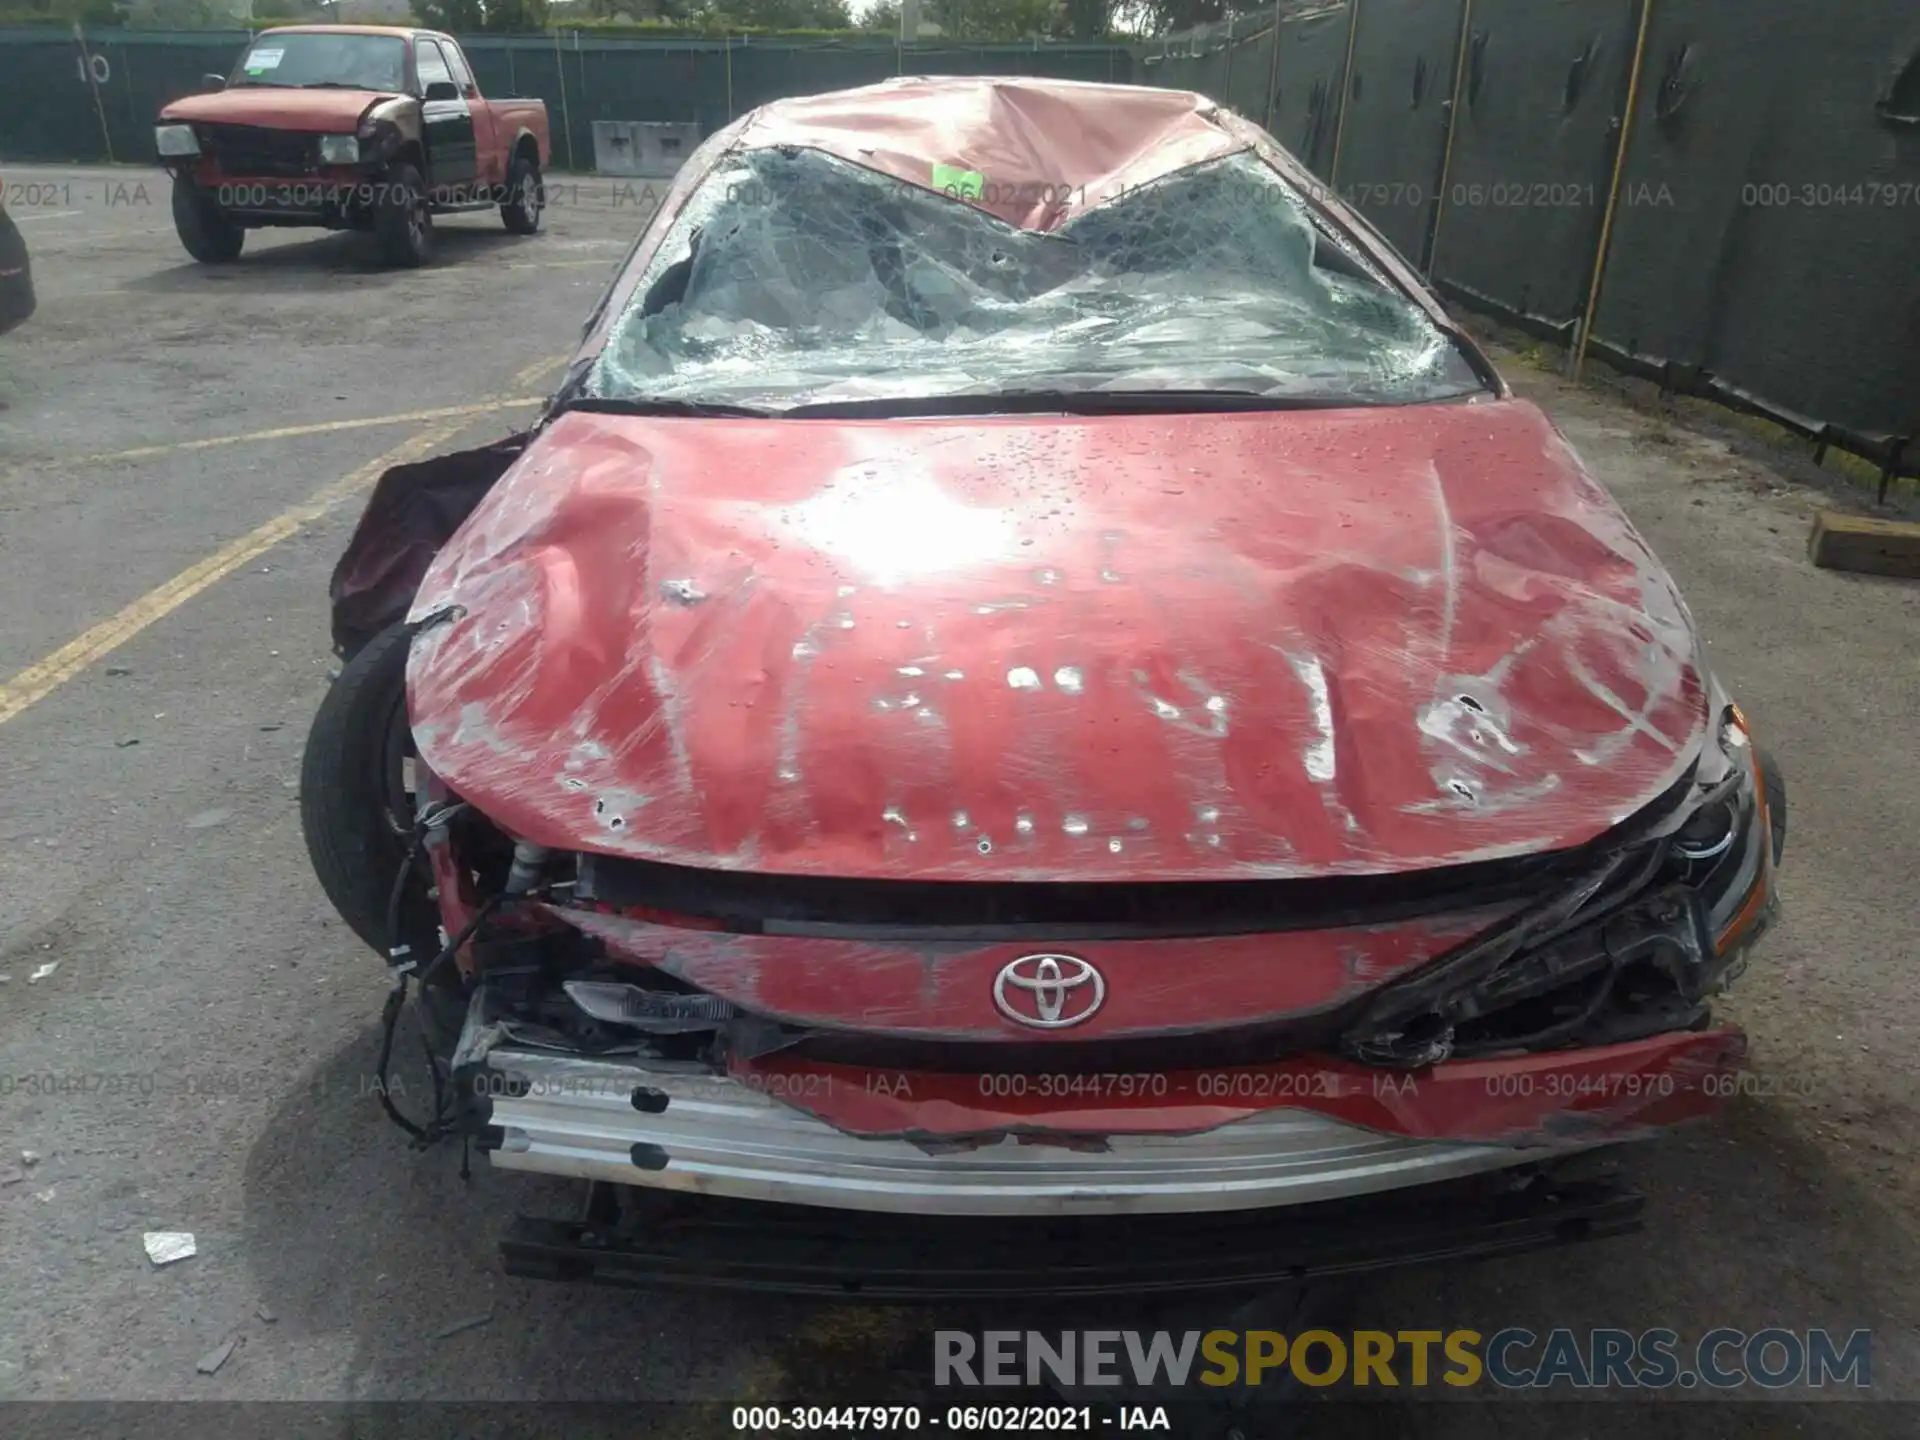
(780, 389, 1396, 420)
(300, 81, 380, 90)
(554, 394, 774, 420)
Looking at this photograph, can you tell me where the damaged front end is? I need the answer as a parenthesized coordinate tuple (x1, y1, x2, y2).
(1341, 697, 1782, 1071)
(426, 708, 1778, 1215)
(298, 70, 1792, 1290)
(305, 436, 1783, 1235)
(309, 623, 1779, 1225)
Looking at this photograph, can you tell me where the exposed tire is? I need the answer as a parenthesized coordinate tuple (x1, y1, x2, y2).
(1758, 745, 1787, 866)
(0, 207, 34, 335)
(171, 179, 244, 263)
(374, 161, 434, 268)
(500, 153, 543, 235)
(300, 621, 464, 1051)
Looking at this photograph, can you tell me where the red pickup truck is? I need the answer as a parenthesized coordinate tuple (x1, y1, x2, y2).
(154, 25, 550, 267)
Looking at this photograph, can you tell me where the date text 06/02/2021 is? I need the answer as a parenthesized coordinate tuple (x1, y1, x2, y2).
(730, 1406, 1169, 1432)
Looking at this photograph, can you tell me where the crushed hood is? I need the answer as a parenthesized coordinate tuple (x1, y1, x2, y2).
(159, 87, 396, 132)
(722, 75, 1247, 231)
(406, 399, 1706, 882)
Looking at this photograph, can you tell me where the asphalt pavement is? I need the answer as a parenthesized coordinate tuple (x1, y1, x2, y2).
(0, 165, 1916, 1438)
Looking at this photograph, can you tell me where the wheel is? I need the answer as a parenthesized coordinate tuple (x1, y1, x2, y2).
(171, 179, 244, 263)
(374, 161, 434, 267)
(500, 153, 543, 235)
(300, 621, 464, 1051)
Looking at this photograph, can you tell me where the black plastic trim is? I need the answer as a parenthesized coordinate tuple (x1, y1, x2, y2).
(571, 763, 1697, 943)
(498, 1174, 1644, 1300)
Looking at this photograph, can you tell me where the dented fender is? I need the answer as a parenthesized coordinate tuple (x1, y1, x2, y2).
(328, 432, 529, 657)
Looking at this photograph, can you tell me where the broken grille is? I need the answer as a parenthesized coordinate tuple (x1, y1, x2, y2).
(200, 125, 317, 177)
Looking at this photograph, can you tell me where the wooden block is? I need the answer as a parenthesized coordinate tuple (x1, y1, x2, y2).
(1807, 509, 1920, 579)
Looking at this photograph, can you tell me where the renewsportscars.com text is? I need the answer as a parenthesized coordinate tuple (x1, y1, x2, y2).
(934, 1328, 1871, 1391)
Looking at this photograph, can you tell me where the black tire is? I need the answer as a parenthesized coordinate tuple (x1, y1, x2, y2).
(500, 153, 543, 235)
(0, 206, 34, 336)
(171, 179, 244, 263)
(1758, 746, 1787, 866)
(374, 161, 434, 268)
(301, 621, 464, 1051)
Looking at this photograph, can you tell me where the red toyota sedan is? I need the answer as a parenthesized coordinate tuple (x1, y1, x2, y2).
(304, 77, 1785, 1296)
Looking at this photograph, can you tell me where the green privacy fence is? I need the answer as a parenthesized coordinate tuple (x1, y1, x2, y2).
(1142, 0, 1920, 491)
(0, 25, 1133, 170)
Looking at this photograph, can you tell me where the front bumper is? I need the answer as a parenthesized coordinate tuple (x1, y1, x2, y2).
(467, 1029, 1743, 1217)
(171, 163, 381, 227)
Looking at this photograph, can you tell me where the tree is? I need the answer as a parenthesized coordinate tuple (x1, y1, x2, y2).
(1127, 0, 1293, 38)
(411, 0, 483, 27)
(411, 0, 550, 30)
(484, 0, 550, 26)
(926, 0, 1053, 39)
(1058, 0, 1107, 39)
(860, 0, 1117, 39)
(714, 0, 853, 27)
(0, 0, 93, 20)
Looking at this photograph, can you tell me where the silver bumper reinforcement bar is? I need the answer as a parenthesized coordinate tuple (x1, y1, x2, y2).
(471, 1046, 1584, 1216)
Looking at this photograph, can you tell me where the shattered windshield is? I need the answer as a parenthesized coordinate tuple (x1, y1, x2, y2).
(230, 33, 407, 92)
(586, 147, 1484, 412)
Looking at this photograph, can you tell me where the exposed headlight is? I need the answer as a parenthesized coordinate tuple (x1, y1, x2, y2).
(155, 124, 200, 157)
(1682, 701, 1780, 958)
(318, 134, 360, 164)
(1340, 687, 1784, 1065)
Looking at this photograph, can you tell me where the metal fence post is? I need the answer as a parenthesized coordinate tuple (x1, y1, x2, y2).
(1264, 0, 1284, 131)
(725, 32, 733, 122)
(119, 38, 136, 131)
(72, 21, 115, 164)
(1327, 0, 1361, 186)
(551, 28, 576, 173)
(1422, 0, 1474, 276)
(1573, 0, 1656, 381)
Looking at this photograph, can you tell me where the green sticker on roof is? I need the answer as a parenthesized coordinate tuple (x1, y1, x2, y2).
(932, 164, 985, 200)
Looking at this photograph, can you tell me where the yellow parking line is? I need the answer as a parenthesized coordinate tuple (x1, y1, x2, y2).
(504, 352, 572, 391)
(0, 422, 463, 727)
(0, 351, 569, 728)
(60, 400, 544, 467)
(53, 352, 569, 465)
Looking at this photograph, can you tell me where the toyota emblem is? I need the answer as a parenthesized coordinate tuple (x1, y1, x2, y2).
(993, 953, 1106, 1029)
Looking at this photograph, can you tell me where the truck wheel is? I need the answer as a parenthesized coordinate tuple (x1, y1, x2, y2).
(375, 162, 435, 267)
(171, 180, 244, 263)
(300, 621, 464, 1053)
(500, 153, 543, 235)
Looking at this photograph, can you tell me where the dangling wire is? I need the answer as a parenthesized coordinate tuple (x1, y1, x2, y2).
(375, 895, 503, 1149)
(373, 800, 495, 1151)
